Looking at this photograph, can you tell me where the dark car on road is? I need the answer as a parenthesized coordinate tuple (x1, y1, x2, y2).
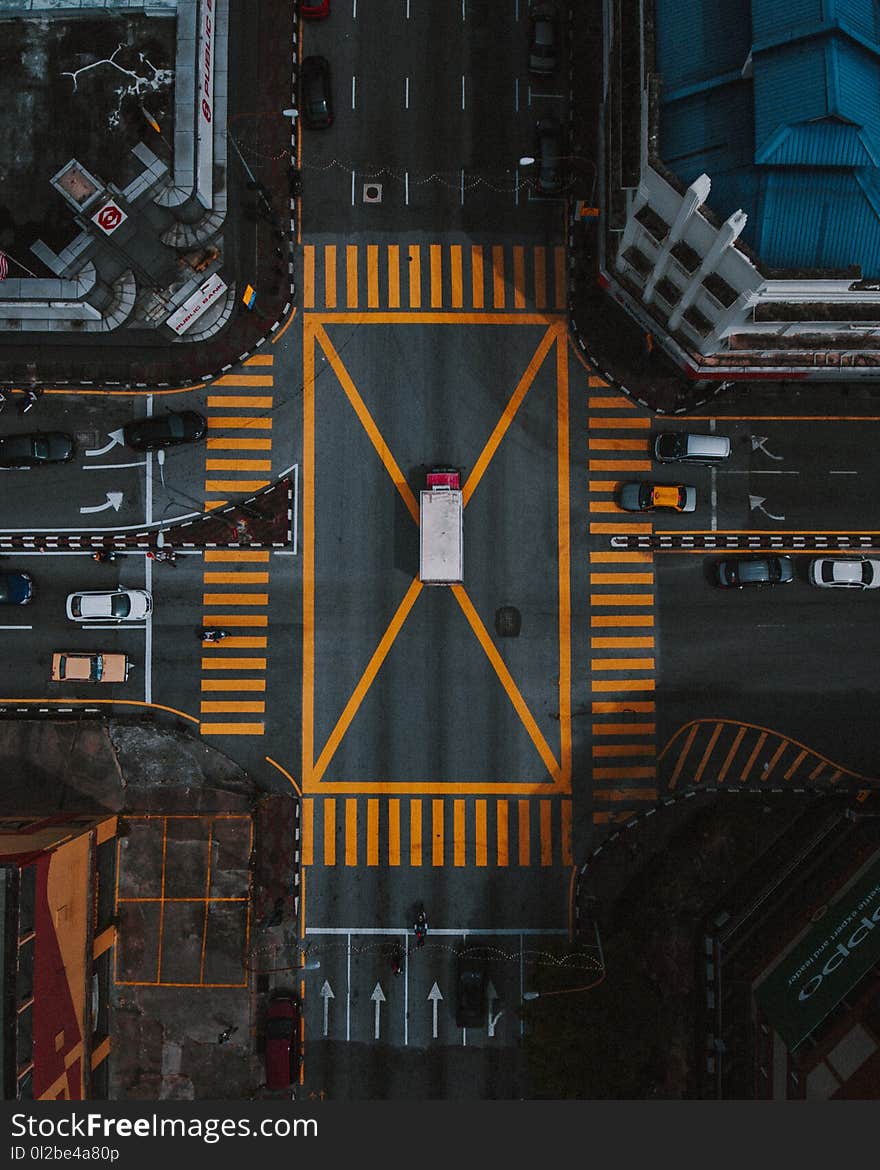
(534, 118, 563, 195)
(529, 3, 558, 75)
(456, 960, 487, 1028)
(0, 571, 33, 605)
(714, 556, 794, 589)
(264, 993, 301, 1090)
(123, 410, 206, 452)
(0, 432, 74, 469)
(301, 0, 329, 16)
(302, 56, 333, 129)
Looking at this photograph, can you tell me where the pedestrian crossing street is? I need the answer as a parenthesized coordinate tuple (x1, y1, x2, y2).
(301, 795, 573, 869)
(302, 242, 567, 313)
(586, 377, 658, 826)
(198, 353, 277, 738)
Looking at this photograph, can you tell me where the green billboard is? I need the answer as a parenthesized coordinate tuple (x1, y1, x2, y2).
(755, 851, 880, 1051)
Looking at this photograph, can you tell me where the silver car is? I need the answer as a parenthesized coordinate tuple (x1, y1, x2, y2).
(808, 558, 880, 589)
(66, 588, 153, 622)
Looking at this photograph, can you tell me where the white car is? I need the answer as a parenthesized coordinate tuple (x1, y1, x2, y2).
(808, 558, 880, 589)
(66, 588, 153, 622)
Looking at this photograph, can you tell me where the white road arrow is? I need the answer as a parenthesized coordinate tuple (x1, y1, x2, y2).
(80, 492, 124, 515)
(749, 494, 785, 522)
(428, 982, 443, 1039)
(486, 980, 503, 1038)
(85, 429, 126, 457)
(750, 435, 784, 461)
(320, 980, 334, 1037)
(371, 983, 386, 1039)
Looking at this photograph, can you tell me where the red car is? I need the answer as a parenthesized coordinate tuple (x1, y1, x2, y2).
(301, 0, 329, 17)
(264, 993, 301, 1090)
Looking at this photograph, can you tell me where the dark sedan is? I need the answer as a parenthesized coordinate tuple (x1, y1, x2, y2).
(529, 3, 558, 75)
(534, 118, 563, 195)
(456, 960, 487, 1028)
(122, 410, 207, 452)
(714, 556, 794, 589)
(0, 571, 33, 605)
(301, 56, 333, 130)
(264, 993, 301, 1091)
(0, 432, 75, 468)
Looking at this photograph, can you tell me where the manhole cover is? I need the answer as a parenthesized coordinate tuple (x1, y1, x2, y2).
(362, 183, 382, 203)
(495, 606, 521, 637)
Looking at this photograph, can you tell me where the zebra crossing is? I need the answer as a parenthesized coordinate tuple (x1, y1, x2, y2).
(198, 353, 277, 737)
(586, 378, 659, 825)
(302, 242, 567, 313)
(301, 796, 573, 869)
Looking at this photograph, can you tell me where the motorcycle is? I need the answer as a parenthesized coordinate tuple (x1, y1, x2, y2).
(199, 628, 229, 643)
(92, 549, 117, 564)
(414, 908, 428, 948)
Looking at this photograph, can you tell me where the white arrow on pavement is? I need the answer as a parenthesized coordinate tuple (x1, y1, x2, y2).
(486, 980, 503, 1038)
(428, 982, 443, 1039)
(749, 494, 785, 522)
(750, 435, 784, 461)
(80, 492, 124, 515)
(371, 983, 386, 1040)
(320, 980, 334, 1037)
(85, 429, 126, 457)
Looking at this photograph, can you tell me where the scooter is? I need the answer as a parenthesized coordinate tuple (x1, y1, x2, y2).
(199, 628, 229, 643)
(92, 549, 118, 564)
(414, 908, 428, 948)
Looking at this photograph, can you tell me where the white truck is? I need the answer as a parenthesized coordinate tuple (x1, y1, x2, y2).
(419, 468, 463, 586)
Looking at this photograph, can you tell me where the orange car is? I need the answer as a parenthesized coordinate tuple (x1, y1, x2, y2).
(618, 482, 696, 513)
(51, 651, 130, 684)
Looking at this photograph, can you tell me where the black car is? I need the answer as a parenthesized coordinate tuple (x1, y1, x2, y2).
(714, 556, 794, 589)
(456, 960, 487, 1028)
(0, 571, 33, 605)
(0, 432, 75, 469)
(301, 56, 333, 129)
(534, 118, 563, 195)
(122, 410, 207, 452)
(529, 3, 558, 75)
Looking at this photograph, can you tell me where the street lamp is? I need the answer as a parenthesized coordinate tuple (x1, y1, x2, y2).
(523, 919, 604, 1000)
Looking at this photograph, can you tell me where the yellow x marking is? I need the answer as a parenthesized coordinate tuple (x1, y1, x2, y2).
(302, 314, 571, 795)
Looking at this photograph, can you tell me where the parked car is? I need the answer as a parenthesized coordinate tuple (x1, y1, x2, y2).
(654, 432, 731, 464)
(714, 556, 794, 589)
(301, 56, 333, 129)
(808, 557, 880, 589)
(265, 993, 301, 1090)
(529, 3, 558, 75)
(65, 589, 152, 622)
(618, 482, 696, 513)
(0, 432, 75, 469)
(534, 118, 563, 195)
(456, 959, 487, 1028)
(0, 571, 33, 605)
(123, 410, 206, 452)
(51, 651, 130, 684)
(300, 0, 330, 16)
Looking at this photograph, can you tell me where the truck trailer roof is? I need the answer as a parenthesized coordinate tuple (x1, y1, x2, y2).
(419, 488, 463, 585)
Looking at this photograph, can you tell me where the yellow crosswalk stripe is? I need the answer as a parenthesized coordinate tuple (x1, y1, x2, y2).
(200, 657, 267, 671)
(204, 480, 270, 493)
(200, 700, 266, 713)
(200, 722, 264, 735)
(203, 572, 270, 584)
(207, 397, 273, 409)
(204, 550, 270, 562)
(205, 460, 272, 472)
(202, 593, 269, 606)
(207, 437, 272, 449)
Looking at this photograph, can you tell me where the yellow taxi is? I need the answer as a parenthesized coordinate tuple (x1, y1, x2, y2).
(618, 482, 696, 513)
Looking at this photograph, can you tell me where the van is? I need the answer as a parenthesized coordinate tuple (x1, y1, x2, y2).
(654, 432, 731, 465)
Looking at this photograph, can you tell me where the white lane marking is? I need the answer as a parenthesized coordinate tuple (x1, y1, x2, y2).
(721, 470, 799, 475)
(829, 470, 858, 474)
(460, 168, 465, 205)
(80, 492, 124, 515)
(144, 553, 152, 704)
(405, 171, 409, 205)
(351, 169, 355, 206)
(351, 74, 356, 109)
(352, 0, 357, 16)
(514, 76, 519, 113)
(145, 394, 154, 528)
(82, 461, 146, 471)
(461, 74, 466, 110)
(75, 624, 147, 631)
(0, 510, 200, 534)
(406, 0, 410, 17)
(405, 76, 409, 109)
(462, 0, 466, 18)
(428, 983, 442, 1039)
(0, 625, 33, 630)
(346, 932, 352, 1042)
(85, 430, 125, 457)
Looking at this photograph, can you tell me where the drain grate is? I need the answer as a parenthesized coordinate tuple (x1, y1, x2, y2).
(495, 606, 521, 637)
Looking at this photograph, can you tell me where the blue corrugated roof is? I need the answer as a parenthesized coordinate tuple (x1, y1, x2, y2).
(655, 0, 880, 275)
